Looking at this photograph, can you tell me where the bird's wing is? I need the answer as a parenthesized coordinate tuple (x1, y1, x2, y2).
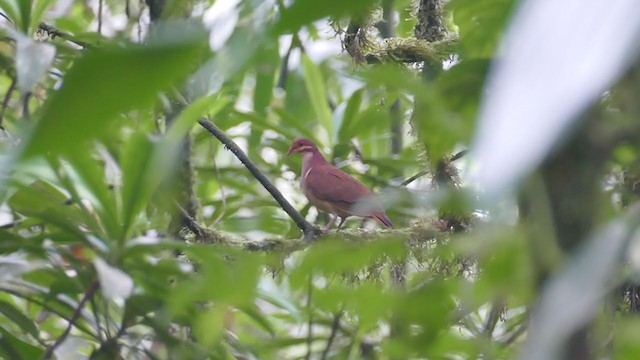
(306, 165, 380, 216)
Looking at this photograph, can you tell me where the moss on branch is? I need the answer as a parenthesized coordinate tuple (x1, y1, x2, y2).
(186, 221, 445, 255)
(364, 37, 456, 64)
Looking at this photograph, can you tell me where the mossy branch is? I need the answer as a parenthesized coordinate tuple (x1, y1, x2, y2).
(364, 38, 456, 64)
(186, 219, 444, 255)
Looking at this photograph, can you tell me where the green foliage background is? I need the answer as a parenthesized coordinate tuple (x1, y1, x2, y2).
(0, 0, 639, 359)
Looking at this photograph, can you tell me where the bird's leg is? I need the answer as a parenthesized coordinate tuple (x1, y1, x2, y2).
(322, 214, 338, 232)
(336, 216, 347, 230)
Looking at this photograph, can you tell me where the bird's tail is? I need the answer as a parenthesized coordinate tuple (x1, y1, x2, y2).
(372, 213, 393, 228)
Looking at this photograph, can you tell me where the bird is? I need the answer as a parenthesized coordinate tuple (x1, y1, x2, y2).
(287, 137, 393, 232)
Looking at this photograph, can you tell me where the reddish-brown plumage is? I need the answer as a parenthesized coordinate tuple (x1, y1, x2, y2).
(287, 138, 393, 231)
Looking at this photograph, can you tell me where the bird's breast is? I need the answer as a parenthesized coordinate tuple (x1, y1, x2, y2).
(300, 167, 337, 214)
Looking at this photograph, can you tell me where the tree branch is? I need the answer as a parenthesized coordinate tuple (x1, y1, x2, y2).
(321, 311, 343, 360)
(305, 275, 314, 360)
(194, 221, 441, 258)
(277, 35, 298, 89)
(401, 170, 429, 187)
(197, 118, 321, 241)
(364, 38, 456, 64)
(0, 76, 16, 130)
(38, 22, 92, 48)
(42, 280, 100, 360)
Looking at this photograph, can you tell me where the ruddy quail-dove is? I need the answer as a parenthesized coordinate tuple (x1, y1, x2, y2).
(287, 138, 393, 231)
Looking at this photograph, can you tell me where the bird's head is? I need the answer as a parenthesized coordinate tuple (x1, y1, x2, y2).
(287, 138, 318, 156)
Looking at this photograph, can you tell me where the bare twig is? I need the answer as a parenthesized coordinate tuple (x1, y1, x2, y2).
(89, 295, 104, 341)
(501, 322, 528, 346)
(400, 150, 467, 187)
(482, 299, 505, 338)
(0, 11, 15, 28)
(197, 118, 321, 241)
(451, 149, 468, 162)
(401, 170, 428, 187)
(277, 35, 297, 89)
(305, 275, 314, 360)
(0, 76, 16, 129)
(22, 92, 31, 121)
(42, 280, 100, 360)
(320, 311, 343, 360)
(38, 22, 92, 48)
(98, 0, 103, 35)
(175, 202, 207, 241)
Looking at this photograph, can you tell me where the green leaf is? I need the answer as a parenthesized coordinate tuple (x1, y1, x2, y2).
(194, 307, 225, 348)
(0, 327, 44, 360)
(7, 180, 86, 242)
(275, 0, 377, 34)
(238, 305, 276, 336)
(0, 0, 21, 30)
(0, 300, 39, 337)
(59, 150, 120, 239)
(22, 21, 208, 159)
(302, 55, 333, 143)
(120, 133, 155, 239)
(448, 0, 515, 59)
(121, 94, 225, 238)
(253, 44, 279, 115)
(256, 288, 302, 322)
(338, 88, 364, 143)
(30, 0, 56, 34)
(16, 0, 30, 33)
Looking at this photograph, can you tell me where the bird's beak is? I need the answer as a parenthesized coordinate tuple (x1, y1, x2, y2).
(286, 145, 295, 156)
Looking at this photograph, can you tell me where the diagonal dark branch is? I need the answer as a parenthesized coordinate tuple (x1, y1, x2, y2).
(482, 299, 505, 338)
(305, 275, 314, 360)
(277, 35, 298, 89)
(400, 150, 467, 187)
(197, 118, 321, 241)
(0, 77, 16, 130)
(38, 22, 92, 48)
(98, 0, 104, 35)
(42, 280, 100, 360)
(401, 170, 428, 187)
(320, 311, 343, 360)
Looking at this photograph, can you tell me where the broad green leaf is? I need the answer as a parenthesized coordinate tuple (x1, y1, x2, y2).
(0, 299, 39, 337)
(0, 327, 43, 359)
(338, 88, 364, 143)
(256, 288, 302, 322)
(194, 307, 225, 348)
(16, 0, 30, 33)
(30, 0, 56, 34)
(121, 94, 225, 238)
(253, 44, 279, 115)
(274, 0, 377, 34)
(449, 0, 515, 59)
(239, 305, 276, 336)
(302, 55, 333, 143)
(120, 133, 155, 239)
(8, 180, 87, 242)
(59, 150, 120, 239)
(22, 22, 208, 158)
(0, 0, 21, 30)
(271, 108, 318, 140)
